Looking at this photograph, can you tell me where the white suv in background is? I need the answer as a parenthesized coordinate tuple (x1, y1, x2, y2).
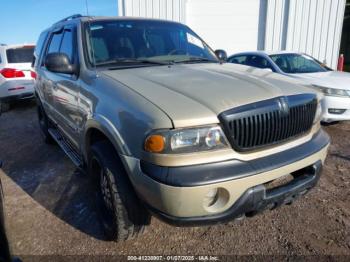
(0, 44, 36, 111)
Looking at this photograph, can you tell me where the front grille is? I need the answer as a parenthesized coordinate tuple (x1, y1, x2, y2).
(219, 94, 317, 152)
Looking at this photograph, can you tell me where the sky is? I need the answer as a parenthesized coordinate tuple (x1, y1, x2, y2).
(0, 0, 118, 45)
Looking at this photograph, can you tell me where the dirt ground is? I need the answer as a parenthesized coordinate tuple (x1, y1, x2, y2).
(0, 100, 349, 259)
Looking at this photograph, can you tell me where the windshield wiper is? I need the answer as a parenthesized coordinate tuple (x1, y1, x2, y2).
(96, 58, 171, 67)
(174, 56, 218, 64)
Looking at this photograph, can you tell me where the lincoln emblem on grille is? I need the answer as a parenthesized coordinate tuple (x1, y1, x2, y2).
(278, 97, 289, 116)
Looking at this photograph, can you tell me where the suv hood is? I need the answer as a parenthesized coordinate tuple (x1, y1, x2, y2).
(288, 71, 350, 90)
(102, 63, 318, 127)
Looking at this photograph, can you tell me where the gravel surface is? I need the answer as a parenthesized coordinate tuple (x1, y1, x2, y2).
(0, 101, 349, 258)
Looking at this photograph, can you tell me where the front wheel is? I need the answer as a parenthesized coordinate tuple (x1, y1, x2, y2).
(89, 141, 150, 241)
(36, 101, 54, 144)
(0, 102, 10, 113)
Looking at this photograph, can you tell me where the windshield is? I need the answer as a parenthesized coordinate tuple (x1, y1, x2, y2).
(84, 20, 218, 67)
(6, 46, 34, 63)
(269, 53, 328, 74)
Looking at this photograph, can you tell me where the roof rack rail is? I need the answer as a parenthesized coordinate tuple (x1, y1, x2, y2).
(54, 14, 83, 25)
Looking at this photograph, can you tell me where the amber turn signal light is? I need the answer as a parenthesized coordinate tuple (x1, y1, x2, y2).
(144, 135, 165, 153)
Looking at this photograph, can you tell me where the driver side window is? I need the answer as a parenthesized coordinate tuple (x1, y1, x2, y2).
(290, 56, 320, 71)
(43, 27, 76, 69)
(42, 31, 63, 67)
(60, 29, 74, 63)
(47, 32, 63, 55)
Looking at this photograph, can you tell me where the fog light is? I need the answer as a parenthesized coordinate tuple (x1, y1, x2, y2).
(328, 108, 346, 115)
(203, 188, 218, 208)
(203, 188, 230, 212)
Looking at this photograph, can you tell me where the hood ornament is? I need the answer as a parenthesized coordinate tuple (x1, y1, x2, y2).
(278, 97, 289, 116)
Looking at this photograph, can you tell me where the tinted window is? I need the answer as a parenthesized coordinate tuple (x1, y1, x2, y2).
(6, 47, 35, 63)
(270, 54, 328, 74)
(228, 55, 248, 64)
(85, 20, 218, 66)
(245, 55, 273, 69)
(47, 32, 63, 54)
(60, 30, 74, 62)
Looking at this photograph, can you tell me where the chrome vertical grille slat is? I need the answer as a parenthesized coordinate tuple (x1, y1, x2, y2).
(218, 94, 318, 152)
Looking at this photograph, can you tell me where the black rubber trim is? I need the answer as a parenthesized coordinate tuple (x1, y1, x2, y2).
(1, 92, 34, 102)
(146, 161, 322, 226)
(140, 129, 329, 187)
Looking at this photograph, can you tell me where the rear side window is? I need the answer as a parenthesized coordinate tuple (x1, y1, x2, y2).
(229, 55, 248, 64)
(47, 32, 63, 54)
(60, 30, 74, 62)
(245, 55, 273, 70)
(6, 47, 35, 63)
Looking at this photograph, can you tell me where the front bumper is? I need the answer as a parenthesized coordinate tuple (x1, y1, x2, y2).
(0, 92, 34, 103)
(147, 161, 322, 226)
(321, 95, 350, 122)
(122, 129, 329, 225)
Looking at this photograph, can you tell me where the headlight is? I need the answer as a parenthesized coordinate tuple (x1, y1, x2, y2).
(313, 85, 350, 97)
(144, 126, 229, 154)
(314, 101, 323, 123)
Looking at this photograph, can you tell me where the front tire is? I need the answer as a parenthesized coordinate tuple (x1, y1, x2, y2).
(0, 102, 10, 113)
(36, 101, 54, 144)
(89, 141, 150, 241)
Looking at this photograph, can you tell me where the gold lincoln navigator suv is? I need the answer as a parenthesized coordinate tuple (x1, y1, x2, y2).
(33, 15, 330, 241)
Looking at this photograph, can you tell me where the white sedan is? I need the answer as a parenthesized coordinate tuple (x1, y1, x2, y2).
(0, 44, 36, 112)
(228, 51, 350, 123)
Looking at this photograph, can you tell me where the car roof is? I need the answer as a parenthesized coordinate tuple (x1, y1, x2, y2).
(41, 15, 185, 35)
(0, 44, 35, 50)
(49, 15, 184, 28)
(80, 16, 183, 24)
(229, 50, 304, 57)
(266, 51, 304, 56)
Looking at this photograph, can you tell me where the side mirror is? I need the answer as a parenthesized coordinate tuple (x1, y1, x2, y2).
(215, 49, 227, 62)
(45, 53, 77, 74)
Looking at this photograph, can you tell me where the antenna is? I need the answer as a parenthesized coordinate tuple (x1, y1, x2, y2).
(85, 0, 90, 16)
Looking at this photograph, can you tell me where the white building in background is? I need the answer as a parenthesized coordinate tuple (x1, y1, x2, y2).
(118, 0, 346, 69)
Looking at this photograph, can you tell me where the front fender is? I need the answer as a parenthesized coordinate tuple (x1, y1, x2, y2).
(82, 114, 131, 162)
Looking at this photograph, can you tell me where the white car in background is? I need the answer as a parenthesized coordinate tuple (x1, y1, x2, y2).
(0, 44, 36, 111)
(228, 51, 350, 123)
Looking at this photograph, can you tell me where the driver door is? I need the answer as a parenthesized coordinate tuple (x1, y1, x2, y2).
(43, 25, 80, 148)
